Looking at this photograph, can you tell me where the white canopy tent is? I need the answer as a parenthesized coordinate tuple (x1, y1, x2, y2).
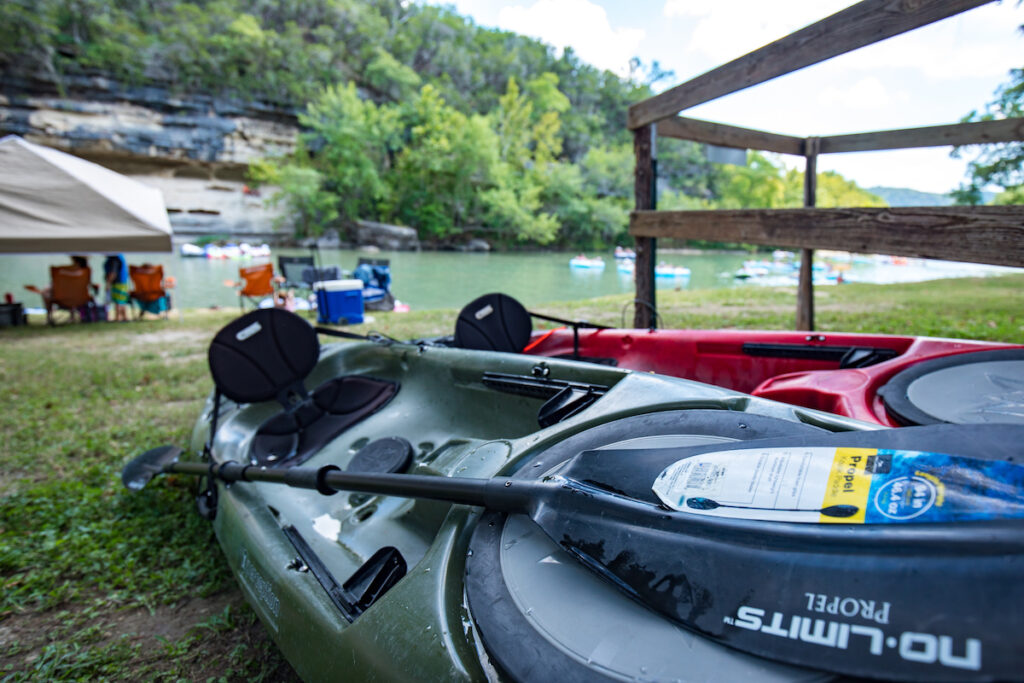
(0, 136, 172, 253)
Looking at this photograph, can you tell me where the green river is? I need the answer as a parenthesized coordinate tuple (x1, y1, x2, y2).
(1, 249, 1017, 313)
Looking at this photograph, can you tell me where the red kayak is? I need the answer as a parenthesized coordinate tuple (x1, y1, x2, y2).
(524, 327, 1024, 426)
(452, 293, 1024, 427)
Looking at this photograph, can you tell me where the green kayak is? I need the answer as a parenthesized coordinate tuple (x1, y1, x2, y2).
(123, 310, 1024, 682)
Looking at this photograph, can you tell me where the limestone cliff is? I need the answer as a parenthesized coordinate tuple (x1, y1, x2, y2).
(0, 72, 296, 242)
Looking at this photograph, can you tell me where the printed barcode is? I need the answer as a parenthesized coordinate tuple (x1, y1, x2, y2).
(686, 463, 710, 489)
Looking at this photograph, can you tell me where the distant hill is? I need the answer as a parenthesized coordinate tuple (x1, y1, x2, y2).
(867, 187, 954, 206)
(868, 186, 997, 206)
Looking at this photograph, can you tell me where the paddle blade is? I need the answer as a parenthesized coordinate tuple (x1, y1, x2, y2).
(121, 445, 183, 491)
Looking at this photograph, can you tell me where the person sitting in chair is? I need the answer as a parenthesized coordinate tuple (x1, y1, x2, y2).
(25, 255, 98, 321)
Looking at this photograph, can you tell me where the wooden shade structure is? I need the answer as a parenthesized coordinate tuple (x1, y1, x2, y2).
(628, 0, 1024, 330)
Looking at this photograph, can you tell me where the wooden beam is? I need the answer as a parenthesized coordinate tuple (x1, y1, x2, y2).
(630, 206, 1024, 268)
(819, 118, 1024, 154)
(657, 116, 805, 156)
(628, 0, 993, 129)
(657, 116, 1024, 156)
(633, 125, 656, 329)
(797, 141, 819, 331)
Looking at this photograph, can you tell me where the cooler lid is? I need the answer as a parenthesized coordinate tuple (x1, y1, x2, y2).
(313, 279, 364, 292)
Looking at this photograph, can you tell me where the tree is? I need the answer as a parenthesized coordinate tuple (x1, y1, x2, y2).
(385, 85, 499, 240)
(952, 60, 1023, 205)
(711, 152, 790, 209)
(249, 159, 338, 238)
(810, 171, 887, 208)
(300, 82, 398, 222)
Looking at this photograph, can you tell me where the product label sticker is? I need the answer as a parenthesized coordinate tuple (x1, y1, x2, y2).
(651, 447, 1024, 523)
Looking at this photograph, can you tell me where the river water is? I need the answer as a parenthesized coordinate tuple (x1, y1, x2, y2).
(1, 248, 1018, 313)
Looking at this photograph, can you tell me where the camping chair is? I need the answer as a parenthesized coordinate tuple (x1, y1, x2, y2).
(24, 265, 96, 325)
(236, 263, 277, 311)
(278, 255, 342, 298)
(129, 264, 172, 320)
(279, 256, 315, 290)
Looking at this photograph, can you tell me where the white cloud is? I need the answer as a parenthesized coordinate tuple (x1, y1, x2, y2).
(831, 3, 1022, 82)
(662, 0, 849, 64)
(820, 148, 971, 194)
(661, 0, 1020, 81)
(497, 0, 645, 76)
(817, 76, 903, 110)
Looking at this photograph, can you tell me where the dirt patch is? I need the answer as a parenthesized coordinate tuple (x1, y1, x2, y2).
(131, 329, 211, 349)
(0, 592, 300, 681)
(0, 594, 231, 668)
(112, 593, 239, 643)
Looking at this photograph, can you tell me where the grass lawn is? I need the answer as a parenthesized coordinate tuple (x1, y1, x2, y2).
(1, 274, 1022, 680)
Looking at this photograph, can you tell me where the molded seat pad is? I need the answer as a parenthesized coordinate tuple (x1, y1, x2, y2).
(209, 309, 319, 404)
(250, 376, 399, 467)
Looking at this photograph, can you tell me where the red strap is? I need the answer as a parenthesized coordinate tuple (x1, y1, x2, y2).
(522, 326, 565, 353)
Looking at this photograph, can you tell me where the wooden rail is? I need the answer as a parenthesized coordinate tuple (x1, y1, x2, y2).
(630, 207, 1024, 269)
(656, 117, 1024, 154)
(819, 118, 1024, 153)
(656, 117, 804, 155)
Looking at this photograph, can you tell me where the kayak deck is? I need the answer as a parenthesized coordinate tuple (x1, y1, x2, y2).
(523, 327, 1020, 425)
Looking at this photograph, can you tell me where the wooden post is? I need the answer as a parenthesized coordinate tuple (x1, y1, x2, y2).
(797, 138, 818, 331)
(633, 124, 657, 328)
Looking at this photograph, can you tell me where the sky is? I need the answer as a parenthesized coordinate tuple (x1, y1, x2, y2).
(430, 0, 1022, 194)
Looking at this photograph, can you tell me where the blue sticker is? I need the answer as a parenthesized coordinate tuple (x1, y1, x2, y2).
(863, 450, 1024, 523)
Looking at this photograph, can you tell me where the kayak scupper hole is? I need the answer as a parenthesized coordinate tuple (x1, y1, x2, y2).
(348, 437, 370, 454)
(355, 505, 378, 522)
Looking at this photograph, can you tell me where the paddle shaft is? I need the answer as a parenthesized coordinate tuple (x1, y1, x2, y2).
(167, 460, 543, 512)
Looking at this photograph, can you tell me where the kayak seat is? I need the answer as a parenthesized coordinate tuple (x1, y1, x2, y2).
(208, 309, 398, 467)
(453, 293, 613, 364)
(454, 293, 531, 353)
(251, 376, 398, 467)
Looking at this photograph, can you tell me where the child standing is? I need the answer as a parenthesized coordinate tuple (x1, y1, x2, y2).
(103, 254, 130, 321)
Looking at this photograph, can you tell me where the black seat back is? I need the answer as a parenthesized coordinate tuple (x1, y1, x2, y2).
(454, 293, 532, 353)
(208, 308, 319, 408)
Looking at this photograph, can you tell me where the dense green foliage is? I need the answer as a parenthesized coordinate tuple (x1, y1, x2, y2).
(252, 75, 657, 246)
(2, 0, 890, 247)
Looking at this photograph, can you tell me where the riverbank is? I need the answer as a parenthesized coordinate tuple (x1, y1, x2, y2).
(2, 274, 1022, 680)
